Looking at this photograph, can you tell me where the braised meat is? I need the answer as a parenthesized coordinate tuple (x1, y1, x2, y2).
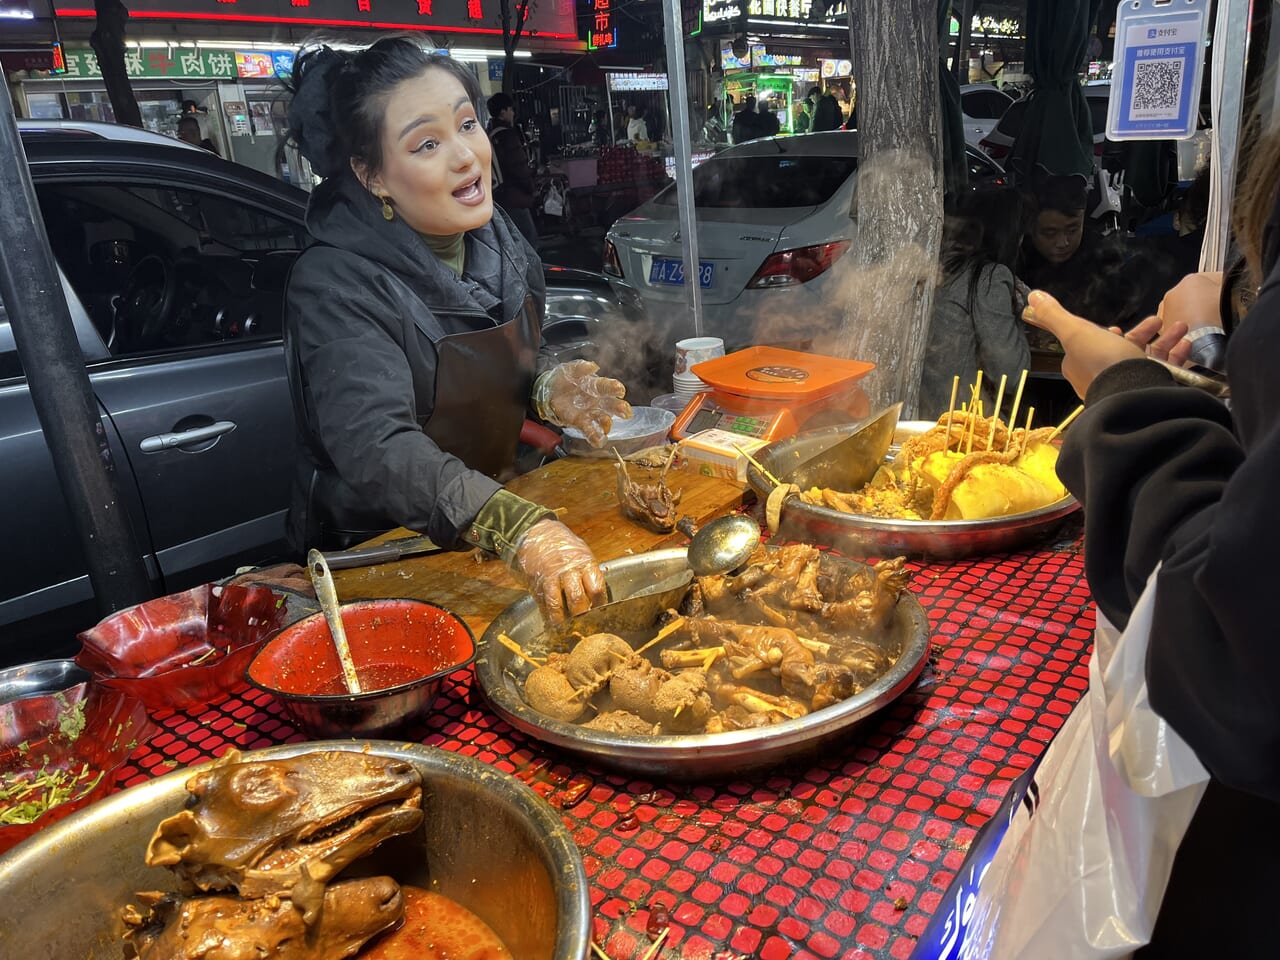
(145, 750, 422, 922)
(122, 876, 403, 960)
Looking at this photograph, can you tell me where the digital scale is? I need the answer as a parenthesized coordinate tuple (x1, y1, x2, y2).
(670, 346, 876, 443)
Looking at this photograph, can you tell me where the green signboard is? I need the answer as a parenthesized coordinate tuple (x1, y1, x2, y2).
(50, 47, 297, 80)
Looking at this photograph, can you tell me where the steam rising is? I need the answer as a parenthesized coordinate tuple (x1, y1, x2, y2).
(583, 148, 942, 412)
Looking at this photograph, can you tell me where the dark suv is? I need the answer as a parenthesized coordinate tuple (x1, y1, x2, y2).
(0, 130, 639, 666)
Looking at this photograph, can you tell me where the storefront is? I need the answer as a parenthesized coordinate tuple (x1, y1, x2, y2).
(7, 0, 582, 183)
(700, 0, 849, 135)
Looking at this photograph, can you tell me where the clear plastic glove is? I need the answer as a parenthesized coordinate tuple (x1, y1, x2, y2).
(512, 518, 608, 624)
(533, 360, 632, 448)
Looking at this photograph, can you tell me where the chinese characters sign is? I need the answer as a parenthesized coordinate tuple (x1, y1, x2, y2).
(48, 46, 296, 80)
(586, 0, 616, 49)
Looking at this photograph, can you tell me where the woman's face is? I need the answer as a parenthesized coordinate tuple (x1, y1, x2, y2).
(1030, 208, 1085, 265)
(362, 67, 492, 236)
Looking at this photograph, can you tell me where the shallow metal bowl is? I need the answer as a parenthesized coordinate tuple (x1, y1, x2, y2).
(0, 658, 90, 705)
(477, 548, 930, 779)
(748, 420, 1079, 560)
(561, 405, 675, 458)
(0, 741, 591, 960)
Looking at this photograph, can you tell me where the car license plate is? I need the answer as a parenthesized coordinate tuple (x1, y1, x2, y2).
(649, 257, 713, 288)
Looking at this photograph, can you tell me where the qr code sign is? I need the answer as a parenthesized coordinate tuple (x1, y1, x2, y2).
(1130, 57, 1184, 120)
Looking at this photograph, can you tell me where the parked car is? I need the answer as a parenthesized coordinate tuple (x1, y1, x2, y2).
(978, 82, 1111, 162)
(959, 83, 1014, 148)
(0, 130, 640, 666)
(602, 131, 1008, 353)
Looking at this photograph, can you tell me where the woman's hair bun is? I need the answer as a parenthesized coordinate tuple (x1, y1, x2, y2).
(285, 45, 351, 179)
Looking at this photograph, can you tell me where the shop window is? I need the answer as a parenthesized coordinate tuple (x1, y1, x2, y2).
(35, 182, 304, 357)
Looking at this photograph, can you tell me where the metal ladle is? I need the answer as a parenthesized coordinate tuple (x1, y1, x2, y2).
(307, 548, 363, 694)
(679, 513, 762, 577)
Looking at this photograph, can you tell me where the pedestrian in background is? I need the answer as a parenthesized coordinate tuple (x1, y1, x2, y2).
(810, 85, 841, 132)
(486, 92, 538, 246)
(919, 188, 1030, 418)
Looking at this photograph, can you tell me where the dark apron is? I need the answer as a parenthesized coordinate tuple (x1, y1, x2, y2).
(298, 298, 540, 551)
(422, 298, 539, 481)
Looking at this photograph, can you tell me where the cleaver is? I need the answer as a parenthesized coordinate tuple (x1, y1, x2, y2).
(319, 533, 443, 571)
(545, 568, 694, 648)
(779, 402, 903, 492)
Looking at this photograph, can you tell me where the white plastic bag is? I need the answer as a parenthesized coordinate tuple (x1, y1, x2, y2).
(542, 181, 565, 218)
(915, 565, 1209, 960)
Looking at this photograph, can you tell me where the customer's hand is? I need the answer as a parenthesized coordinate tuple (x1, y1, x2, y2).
(535, 360, 632, 448)
(1023, 290, 1149, 399)
(1157, 271, 1224, 335)
(1106, 315, 1193, 367)
(512, 518, 608, 624)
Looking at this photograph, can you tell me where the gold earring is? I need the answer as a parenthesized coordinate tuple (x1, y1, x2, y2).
(380, 195, 394, 221)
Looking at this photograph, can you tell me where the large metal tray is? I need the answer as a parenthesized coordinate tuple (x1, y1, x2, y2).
(476, 548, 930, 780)
(748, 421, 1079, 560)
(0, 741, 592, 960)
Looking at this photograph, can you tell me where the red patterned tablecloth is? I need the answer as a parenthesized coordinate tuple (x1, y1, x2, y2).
(115, 525, 1093, 960)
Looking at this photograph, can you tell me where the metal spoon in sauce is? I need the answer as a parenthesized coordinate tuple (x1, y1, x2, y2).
(680, 513, 762, 577)
(307, 548, 363, 694)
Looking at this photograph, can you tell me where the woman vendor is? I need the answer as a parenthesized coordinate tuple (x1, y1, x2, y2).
(283, 38, 631, 622)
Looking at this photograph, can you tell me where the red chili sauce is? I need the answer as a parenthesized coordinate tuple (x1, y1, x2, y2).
(311, 662, 427, 696)
(359, 887, 513, 960)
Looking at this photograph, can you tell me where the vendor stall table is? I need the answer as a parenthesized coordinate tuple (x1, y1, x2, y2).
(110, 458, 1093, 960)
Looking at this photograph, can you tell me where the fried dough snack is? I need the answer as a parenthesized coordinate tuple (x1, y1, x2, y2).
(799, 412, 1065, 522)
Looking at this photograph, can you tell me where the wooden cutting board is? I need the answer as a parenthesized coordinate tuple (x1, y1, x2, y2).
(331, 456, 750, 637)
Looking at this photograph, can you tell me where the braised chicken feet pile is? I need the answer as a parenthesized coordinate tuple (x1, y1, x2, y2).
(519, 546, 910, 736)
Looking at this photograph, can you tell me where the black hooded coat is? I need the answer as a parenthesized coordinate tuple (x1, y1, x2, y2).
(284, 172, 545, 551)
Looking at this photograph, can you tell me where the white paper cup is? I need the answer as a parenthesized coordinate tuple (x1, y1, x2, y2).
(674, 337, 725, 375)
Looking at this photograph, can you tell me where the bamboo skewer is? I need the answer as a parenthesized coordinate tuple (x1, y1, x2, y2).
(1004, 369, 1029, 452)
(496, 633, 544, 667)
(1024, 406, 1036, 441)
(639, 927, 670, 960)
(1047, 404, 1084, 442)
(988, 374, 1007, 450)
(591, 942, 612, 960)
(943, 375, 960, 444)
(634, 616, 688, 658)
(734, 442, 781, 488)
(966, 400, 982, 455)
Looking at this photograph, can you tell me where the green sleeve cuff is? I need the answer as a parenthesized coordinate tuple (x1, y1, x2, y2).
(462, 489, 555, 566)
(531, 369, 556, 423)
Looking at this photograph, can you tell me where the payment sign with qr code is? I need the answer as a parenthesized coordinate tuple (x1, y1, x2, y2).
(1107, 0, 1209, 141)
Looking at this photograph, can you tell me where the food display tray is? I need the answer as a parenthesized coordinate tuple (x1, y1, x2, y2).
(748, 421, 1079, 561)
(476, 547, 930, 779)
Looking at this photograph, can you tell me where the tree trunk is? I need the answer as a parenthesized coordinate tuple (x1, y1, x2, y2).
(834, 1, 944, 417)
(90, 0, 142, 129)
(502, 50, 516, 94)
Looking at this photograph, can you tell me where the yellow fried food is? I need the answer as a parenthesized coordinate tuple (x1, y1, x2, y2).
(800, 417, 1065, 522)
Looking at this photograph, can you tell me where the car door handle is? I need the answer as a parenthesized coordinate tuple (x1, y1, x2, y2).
(140, 420, 237, 453)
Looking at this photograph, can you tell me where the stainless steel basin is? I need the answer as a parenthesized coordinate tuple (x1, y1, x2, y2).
(477, 547, 931, 779)
(0, 741, 592, 960)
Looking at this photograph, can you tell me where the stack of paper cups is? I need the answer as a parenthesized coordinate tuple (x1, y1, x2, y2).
(673, 336, 724, 399)
(674, 337, 726, 375)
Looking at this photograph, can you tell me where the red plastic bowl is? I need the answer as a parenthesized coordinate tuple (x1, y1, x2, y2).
(245, 599, 476, 739)
(76, 584, 294, 711)
(0, 682, 155, 854)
